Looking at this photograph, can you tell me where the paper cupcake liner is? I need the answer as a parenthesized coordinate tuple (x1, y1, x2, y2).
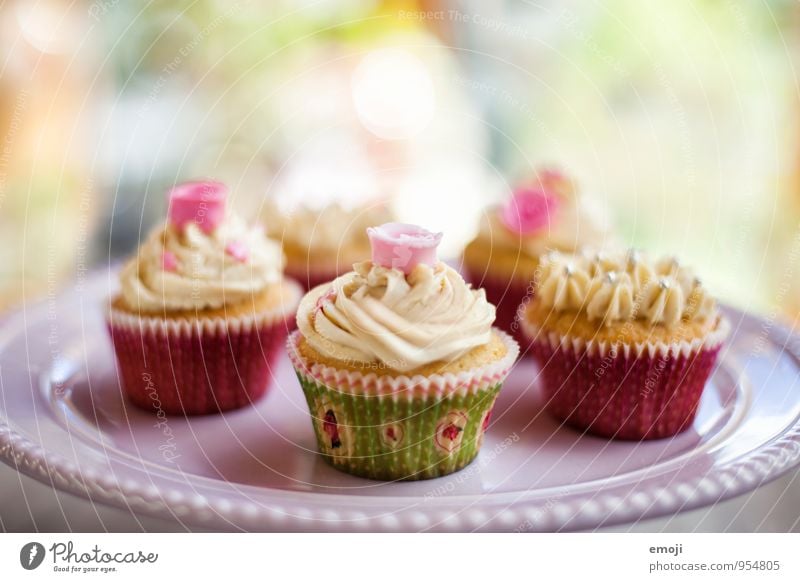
(288, 329, 518, 480)
(106, 282, 301, 415)
(522, 316, 730, 440)
(463, 267, 533, 355)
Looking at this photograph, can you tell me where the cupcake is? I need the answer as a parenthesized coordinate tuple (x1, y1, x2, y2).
(288, 223, 519, 480)
(107, 180, 303, 415)
(462, 168, 614, 347)
(522, 250, 730, 440)
(263, 201, 392, 291)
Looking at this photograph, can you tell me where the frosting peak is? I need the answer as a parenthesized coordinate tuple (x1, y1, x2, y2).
(297, 261, 496, 372)
(535, 250, 718, 327)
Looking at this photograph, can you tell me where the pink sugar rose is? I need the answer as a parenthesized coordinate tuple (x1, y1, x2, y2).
(167, 180, 227, 233)
(499, 187, 560, 235)
(366, 222, 443, 275)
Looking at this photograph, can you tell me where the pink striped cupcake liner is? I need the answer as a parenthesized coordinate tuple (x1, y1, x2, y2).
(106, 280, 302, 415)
(463, 266, 533, 354)
(522, 316, 730, 440)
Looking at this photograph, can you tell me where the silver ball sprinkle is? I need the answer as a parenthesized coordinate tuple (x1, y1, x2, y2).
(658, 277, 672, 290)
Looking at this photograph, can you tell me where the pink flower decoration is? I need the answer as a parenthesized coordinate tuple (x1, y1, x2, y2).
(161, 251, 178, 272)
(434, 411, 468, 454)
(167, 180, 227, 234)
(322, 409, 341, 449)
(225, 240, 249, 263)
(499, 187, 560, 235)
(441, 424, 462, 441)
(366, 222, 443, 274)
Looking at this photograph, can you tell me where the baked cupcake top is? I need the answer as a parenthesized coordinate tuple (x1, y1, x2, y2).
(527, 249, 721, 343)
(466, 169, 614, 274)
(120, 181, 285, 314)
(296, 223, 498, 373)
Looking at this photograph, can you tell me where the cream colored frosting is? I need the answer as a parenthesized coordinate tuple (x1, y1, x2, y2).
(535, 250, 717, 326)
(120, 213, 285, 313)
(477, 191, 614, 258)
(297, 261, 495, 372)
(264, 202, 391, 254)
(586, 271, 635, 322)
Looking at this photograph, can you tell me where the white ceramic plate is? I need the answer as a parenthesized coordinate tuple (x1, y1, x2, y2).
(1, 271, 799, 531)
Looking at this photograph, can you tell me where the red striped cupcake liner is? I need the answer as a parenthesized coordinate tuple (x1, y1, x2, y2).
(522, 316, 730, 440)
(463, 267, 533, 355)
(106, 280, 302, 415)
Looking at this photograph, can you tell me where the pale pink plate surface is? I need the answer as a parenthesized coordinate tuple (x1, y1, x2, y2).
(0, 271, 799, 531)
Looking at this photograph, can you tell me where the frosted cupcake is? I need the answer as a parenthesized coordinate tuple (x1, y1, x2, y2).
(264, 202, 392, 291)
(107, 180, 303, 415)
(288, 223, 519, 480)
(463, 169, 614, 347)
(522, 250, 730, 440)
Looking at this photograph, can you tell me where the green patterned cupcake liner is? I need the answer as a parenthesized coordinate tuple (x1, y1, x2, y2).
(287, 329, 518, 481)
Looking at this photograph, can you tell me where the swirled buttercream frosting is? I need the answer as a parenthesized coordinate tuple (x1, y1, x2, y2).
(297, 261, 496, 372)
(534, 250, 717, 326)
(120, 213, 285, 313)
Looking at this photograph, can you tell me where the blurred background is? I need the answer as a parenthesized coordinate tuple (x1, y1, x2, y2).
(0, 0, 798, 531)
(3, 0, 800, 313)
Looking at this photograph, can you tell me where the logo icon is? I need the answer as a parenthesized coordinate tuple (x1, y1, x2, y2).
(20, 542, 45, 570)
